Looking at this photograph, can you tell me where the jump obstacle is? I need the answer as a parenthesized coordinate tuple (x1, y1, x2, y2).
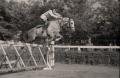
(0, 40, 119, 74)
(0, 40, 54, 74)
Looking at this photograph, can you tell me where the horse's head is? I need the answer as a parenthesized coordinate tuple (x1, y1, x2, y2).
(61, 17, 75, 32)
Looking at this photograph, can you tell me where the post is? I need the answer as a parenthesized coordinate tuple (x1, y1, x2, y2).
(50, 41, 55, 67)
(78, 47, 81, 53)
(49, 44, 55, 67)
(43, 45, 52, 70)
(43, 41, 55, 70)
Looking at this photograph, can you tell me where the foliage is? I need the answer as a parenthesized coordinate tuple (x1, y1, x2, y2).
(55, 49, 119, 66)
(81, 0, 120, 45)
(0, 0, 119, 45)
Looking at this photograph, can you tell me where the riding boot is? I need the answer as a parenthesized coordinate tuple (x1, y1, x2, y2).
(36, 25, 43, 28)
(45, 21, 49, 27)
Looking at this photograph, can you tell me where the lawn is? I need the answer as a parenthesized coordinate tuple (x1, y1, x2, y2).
(0, 63, 119, 78)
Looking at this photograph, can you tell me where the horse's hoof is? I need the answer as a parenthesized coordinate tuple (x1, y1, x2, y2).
(51, 41, 55, 44)
(43, 67, 52, 70)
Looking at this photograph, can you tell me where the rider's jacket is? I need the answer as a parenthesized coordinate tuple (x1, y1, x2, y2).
(40, 9, 62, 21)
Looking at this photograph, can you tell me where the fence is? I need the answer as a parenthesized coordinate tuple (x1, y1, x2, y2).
(0, 40, 119, 74)
(0, 41, 54, 74)
(53, 45, 120, 66)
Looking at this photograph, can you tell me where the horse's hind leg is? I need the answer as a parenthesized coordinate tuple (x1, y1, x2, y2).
(29, 35, 36, 42)
(25, 33, 36, 43)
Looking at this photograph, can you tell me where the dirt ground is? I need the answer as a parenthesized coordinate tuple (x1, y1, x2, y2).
(0, 63, 119, 78)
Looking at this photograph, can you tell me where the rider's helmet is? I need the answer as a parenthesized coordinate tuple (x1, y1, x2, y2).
(54, 5, 64, 14)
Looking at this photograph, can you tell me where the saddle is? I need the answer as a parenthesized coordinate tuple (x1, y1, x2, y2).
(35, 23, 49, 36)
(36, 25, 44, 28)
(36, 22, 49, 29)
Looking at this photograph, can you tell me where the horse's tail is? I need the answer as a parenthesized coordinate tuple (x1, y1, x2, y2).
(22, 32, 29, 43)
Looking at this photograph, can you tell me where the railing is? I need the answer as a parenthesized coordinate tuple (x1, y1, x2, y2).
(0, 41, 54, 74)
(53, 45, 120, 49)
(53, 45, 120, 66)
(0, 40, 119, 74)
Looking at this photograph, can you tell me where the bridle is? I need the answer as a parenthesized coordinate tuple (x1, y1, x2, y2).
(57, 17, 75, 32)
(68, 18, 72, 29)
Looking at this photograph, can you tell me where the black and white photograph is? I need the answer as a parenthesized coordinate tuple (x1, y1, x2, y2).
(0, 0, 119, 78)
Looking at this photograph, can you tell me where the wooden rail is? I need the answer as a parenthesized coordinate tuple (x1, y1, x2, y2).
(53, 45, 120, 49)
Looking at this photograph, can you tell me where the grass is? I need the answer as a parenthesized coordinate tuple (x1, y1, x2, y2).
(0, 63, 119, 78)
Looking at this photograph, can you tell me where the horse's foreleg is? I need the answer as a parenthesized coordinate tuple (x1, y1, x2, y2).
(55, 34, 63, 41)
(47, 32, 55, 43)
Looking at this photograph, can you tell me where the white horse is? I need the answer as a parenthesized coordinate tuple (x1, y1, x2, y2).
(22, 17, 75, 44)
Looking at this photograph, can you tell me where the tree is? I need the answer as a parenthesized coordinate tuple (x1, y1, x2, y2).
(81, 0, 119, 45)
(0, 0, 119, 45)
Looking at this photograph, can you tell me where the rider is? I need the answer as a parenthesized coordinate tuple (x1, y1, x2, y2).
(39, 7, 63, 27)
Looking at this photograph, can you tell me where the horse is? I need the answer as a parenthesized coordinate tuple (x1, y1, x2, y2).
(20, 17, 75, 69)
(22, 17, 75, 44)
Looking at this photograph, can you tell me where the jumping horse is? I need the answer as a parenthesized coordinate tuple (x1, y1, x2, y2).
(22, 17, 75, 44)
(20, 17, 75, 70)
